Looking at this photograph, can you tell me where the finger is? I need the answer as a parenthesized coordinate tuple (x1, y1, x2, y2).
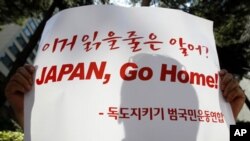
(226, 87, 246, 119)
(219, 69, 227, 77)
(11, 72, 32, 91)
(227, 87, 246, 104)
(220, 73, 233, 90)
(16, 67, 34, 85)
(5, 81, 27, 98)
(223, 78, 238, 96)
(24, 64, 35, 74)
(225, 88, 238, 102)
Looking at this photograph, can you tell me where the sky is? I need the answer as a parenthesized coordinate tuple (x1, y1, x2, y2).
(104, 0, 159, 7)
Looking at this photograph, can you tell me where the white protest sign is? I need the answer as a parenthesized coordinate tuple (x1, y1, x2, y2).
(25, 5, 235, 141)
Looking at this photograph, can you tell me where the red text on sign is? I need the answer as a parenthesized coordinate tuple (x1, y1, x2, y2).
(36, 61, 111, 85)
(160, 64, 218, 89)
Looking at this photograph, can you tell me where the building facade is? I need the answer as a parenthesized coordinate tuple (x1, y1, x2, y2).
(0, 18, 40, 77)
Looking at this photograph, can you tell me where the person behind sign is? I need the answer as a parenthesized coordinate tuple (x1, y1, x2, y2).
(4, 64, 246, 128)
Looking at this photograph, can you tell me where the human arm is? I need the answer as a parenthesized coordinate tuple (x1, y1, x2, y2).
(5, 64, 35, 128)
(219, 69, 246, 120)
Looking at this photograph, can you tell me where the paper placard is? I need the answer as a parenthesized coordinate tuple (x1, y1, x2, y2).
(25, 5, 235, 141)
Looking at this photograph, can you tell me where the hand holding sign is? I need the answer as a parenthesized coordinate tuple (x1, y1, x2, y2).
(5, 64, 35, 128)
(219, 69, 246, 119)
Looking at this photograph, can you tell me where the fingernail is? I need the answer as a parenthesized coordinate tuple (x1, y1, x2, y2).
(219, 71, 224, 75)
(30, 66, 35, 72)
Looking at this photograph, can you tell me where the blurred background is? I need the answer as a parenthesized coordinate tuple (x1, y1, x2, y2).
(0, 0, 249, 140)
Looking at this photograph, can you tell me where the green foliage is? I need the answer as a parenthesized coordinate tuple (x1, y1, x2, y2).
(0, 107, 23, 141)
(0, 0, 51, 26)
(0, 0, 94, 27)
(189, 0, 250, 47)
(0, 131, 23, 141)
(160, 0, 189, 10)
(158, 0, 250, 47)
(62, 0, 93, 8)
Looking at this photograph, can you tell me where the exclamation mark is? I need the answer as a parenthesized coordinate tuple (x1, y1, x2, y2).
(215, 73, 218, 89)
